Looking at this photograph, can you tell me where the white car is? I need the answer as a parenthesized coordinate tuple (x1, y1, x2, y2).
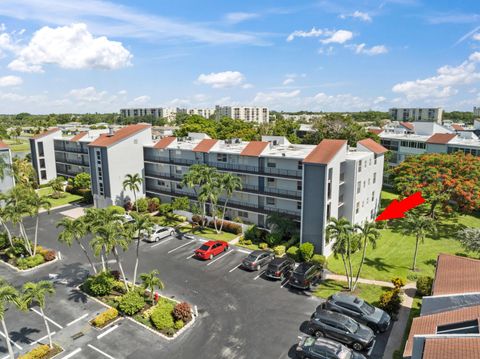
(143, 226, 175, 243)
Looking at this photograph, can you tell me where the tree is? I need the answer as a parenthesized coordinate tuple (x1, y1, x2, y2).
(21, 281, 56, 348)
(48, 177, 65, 198)
(325, 217, 358, 291)
(218, 173, 242, 233)
(266, 213, 298, 240)
(129, 212, 154, 285)
(171, 196, 190, 211)
(73, 173, 91, 190)
(392, 152, 480, 218)
(352, 222, 380, 290)
(122, 173, 143, 210)
(6, 185, 35, 255)
(400, 212, 436, 271)
(140, 270, 164, 302)
(27, 191, 51, 256)
(457, 228, 480, 255)
(12, 159, 37, 188)
(57, 217, 97, 274)
(0, 281, 20, 359)
(0, 197, 15, 248)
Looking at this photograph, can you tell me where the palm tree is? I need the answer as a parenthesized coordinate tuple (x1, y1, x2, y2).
(122, 173, 143, 210)
(266, 213, 298, 240)
(129, 212, 154, 285)
(140, 270, 164, 303)
(0, 281, 20, 359)
(27, 191, 51, 256)
(48, 177, 65, 198)
(0, 198, 15, 248)
(6, 186, 34, 255)
(401, 212, 436, 271)
(325, 217, 356, 290)
(57, 217, 97, 274)
(352, 221, 380, 290)
(218, 173, 242, 233)
(21, 281, 56, 348)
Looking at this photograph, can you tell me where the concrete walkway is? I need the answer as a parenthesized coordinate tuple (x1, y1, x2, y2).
(324, 271, 417, 359)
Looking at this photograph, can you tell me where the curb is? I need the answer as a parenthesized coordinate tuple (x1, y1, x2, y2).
(0, 256, 59, 273)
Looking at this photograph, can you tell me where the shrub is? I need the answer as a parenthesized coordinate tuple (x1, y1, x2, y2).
(65, 184, 74, 194)
(16, 254, 45, 270)
(243, 225, 258, 242)
(150, 305, 175, 331)
(18, 344, 50, 359)
(286, 246, 300, 262)
(417, 276, 433, 297)
(91, 308, 118, 328)
(285, 234, 300, 249)
(173, 302, 192, 323)
(378, 289, 402, 316)
(118, 290, 145, 316)
(258, 242, 269, 250)
(240, 239, 252, 246)
(273, 245, 286, 257)
(84, 271, 115, 297)
(6, 238, 29, 258)
(391, 277, 406, 289)
(165, 328, 175, 336)
(135, 198, 149, 213)
(174, 320, 184, 330)
(310, 254, 326, 268)
(148, 197, 161, 213)
(158, 203, 172, 216)
(0, 233, 9, 250)
(42, 250, 56, 262)
(191, 214, 202, 225)
(299, 242, 315, 262)
(265, 233, 282, 247)
(107, 205, 125, 215)
(142, 305, 157, 320)
(207, 219, 242, 235)
(124, 201, 133, 211)
(73, 172, 91, 190)
(78, 188, 92, 203)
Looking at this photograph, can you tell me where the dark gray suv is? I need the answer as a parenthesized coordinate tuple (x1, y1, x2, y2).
(321, 293, 391, 333)
(306, 309, 375, 352)
(296, 336, 367, 359)
(241, 250, 275, 271)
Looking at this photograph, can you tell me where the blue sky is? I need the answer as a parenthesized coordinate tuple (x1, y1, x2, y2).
(0, 0, 479, 114)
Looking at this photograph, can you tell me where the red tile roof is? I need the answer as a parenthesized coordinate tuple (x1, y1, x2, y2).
(432, 254, 480, 296)
(240, 141, 269, 157)
(303, 139, 347, 165)
(357, 138, 388, 155)
(400, 122, 414, 131)
(368, 128, 384, 135)
(423, 337, 480, 359)
(70, 132, 88, 142)
(404, 305, 480, 357)
(193, 139, 218, 153)
(426, 133, 457, 145)
(452, 124, 465, 131)
(154, 136, 176, 149)
(0, 140, 8, 149)
(88, 124, 151, 147)
(31, 128, 61, 139)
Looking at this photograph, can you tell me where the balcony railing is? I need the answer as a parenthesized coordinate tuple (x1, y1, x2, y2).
(54, 146, 88, 154)
(55, 157, 89, 167)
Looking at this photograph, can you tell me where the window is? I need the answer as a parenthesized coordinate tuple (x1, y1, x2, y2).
(157, 180, 165, 186)
(437, 320, 479, 335)
(175, 166, 182, 174)
(356, 202, 360, 214)
(373, 173, 376, 184)
(357, 181, 361, 194)
(326, 204, 331, 219)
(267, 177, 275, 184)
(40, 170, 47, 180)
(368, 178, 371, 185)
(176, 184, 182, 190)
(297, 161, 303, 170)
(369, 159, 372, 166)
(238, 211, 248, 218)
(297, 202, 302, 210)
(374, 156, 378, 165)
(358, 160, 362, 172)
(39, 158, 45, 168)
(37, 142, 44, 157)
(297, 181, 302, 191)
(372, 191, 375, 201)
(266, 197, 275, 205)
(175, 150, 181, 155)
(217, 153, 227, 162)
(267, 161, 276, 168)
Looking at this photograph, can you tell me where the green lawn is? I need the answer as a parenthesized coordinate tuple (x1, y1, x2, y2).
(3, 139, 30, 152)
(313, 279, 390, 306)
(37, 187, 83, 208)
(177, 224, 238, 242)
(327, 190, 477, 282)
(151, 214, 187, 227)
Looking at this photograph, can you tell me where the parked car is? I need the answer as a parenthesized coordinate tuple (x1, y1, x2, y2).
(179, 232, 195, 240)
(241, 250, 275, 271)
(296, 335, 367, 359)
(143, 226, 175, 243)
(306, 309, 375, 352)
(265, 257, 295, 280)
(321, 293, 391, 333)
(194, 240, 229, 260)
(289, 262, 322, 290)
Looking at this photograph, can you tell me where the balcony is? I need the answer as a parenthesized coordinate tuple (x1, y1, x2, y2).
(55, 156, 89, 167)
(54, 145, 88, 154)
(145, 169, 183, 181)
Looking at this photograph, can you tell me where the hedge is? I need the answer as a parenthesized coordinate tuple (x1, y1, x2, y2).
(207, 219, 242, 235)
(91, 308, 118, 328)
(18, 344, 50, 359)
(416, 276, 433, 297)
(286, 246, 300, 262)
(310, 254, 326, 268)
(150, 305, 175, 332)
(16, 254, 45, 270)
(273, 245, 286, 257)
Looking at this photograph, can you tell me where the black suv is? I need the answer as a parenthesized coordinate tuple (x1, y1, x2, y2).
(265, 257, 295, 280)
(289, 262, 322, 290)
(321, 293, 391, 333)
(296, 336, 367, 359)
(306, 309, 375, 352)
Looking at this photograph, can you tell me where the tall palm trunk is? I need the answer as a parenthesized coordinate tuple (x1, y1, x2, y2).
(346, 238, 354, 291)
(100, 248, 107, 272)
(133, 238, 141, 285)
(133, 190, 137, 212)
(412, 235, 420, 271)
(113, 247, 129, 292)
(1, 318, 14, 359)
(78, 241, 97, 274)
(0, 220, 13, 248)
(19, 223, 32, 256)
(33, 215, 40, 256)
(218, 201, 229, 233)
(353, 238, 368, 291)
(39, 307, 53, 348)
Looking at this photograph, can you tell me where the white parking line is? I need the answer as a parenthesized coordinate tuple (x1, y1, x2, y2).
(0, 330, 23, 350)
(30, 332, 56, 346)
(97, 324, 119, 339)
(2, 354, 11, 359)
(253, 270, 266, 280)
(151, 237, 173, 247)
(30, 308, 63, 329)
(236, 248, 251, 254)
(61, 348, 82, 359)
(281, 279, 289, 288)
(87, 344, 115, 359)
(167, 239, 196, 254)
(228, 263, 242, 273)
(186, 253, 195, 259)
(206, 250, 235, 266)
(66, 313, 89, 327)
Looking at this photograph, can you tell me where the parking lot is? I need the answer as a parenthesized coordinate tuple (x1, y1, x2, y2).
(0, 207, 391, 359)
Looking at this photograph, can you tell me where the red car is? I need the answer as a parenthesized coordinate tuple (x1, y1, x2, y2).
(194, 240, 229, 260)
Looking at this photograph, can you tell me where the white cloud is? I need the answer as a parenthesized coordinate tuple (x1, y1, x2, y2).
(340, 11, 372, 22)
(318, 46, 335, 56)
(473, 33, 480, 41)
(68, 86, 110, 102)
(287, 27, 324, 42)
(253, 90, 301, 103)
(320, 30, 353, 44)
(128, 95, 151, 106)
(8, 23, 132, 73)
(224, 12, 259, 24)
(348, 43, 388, 55)
(283, 78, 294, 85)
(392, 52, 480, 100)
(0, 75, 22, 87)
(373, 96, 387, 104)
(197, 71, 247, 88)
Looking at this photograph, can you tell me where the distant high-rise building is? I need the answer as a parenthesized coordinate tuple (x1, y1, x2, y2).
(474, 106, 480, 118)
(215, 106, 269, 124)
(389, 107, 443, 123)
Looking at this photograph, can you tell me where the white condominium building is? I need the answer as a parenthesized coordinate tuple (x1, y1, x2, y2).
(120, 108, 180, 122)
(0, 141, 15, 193)
(389, 108, 443, 123)
(186, 108, 215, 118)
(215, 106, 269, 124)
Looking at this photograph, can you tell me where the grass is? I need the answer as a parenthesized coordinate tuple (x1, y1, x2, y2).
(313, 279, 390, 306)
(37, 187, 83, 208)
(392, 294, 422, 359)
(236, 242, 262, 251)
(3, 138, 30, 152)
(326, 189, 478, 282)
(151, 214, 187, 227)
(177, 224, 238, 242)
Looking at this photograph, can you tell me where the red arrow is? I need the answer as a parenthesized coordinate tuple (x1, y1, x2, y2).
(375, 192, 425, 221)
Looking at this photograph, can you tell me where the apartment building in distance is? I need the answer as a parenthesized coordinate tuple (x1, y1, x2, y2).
(474, 106, 480, 118)
(186, 108, 215, 119)
(215, 106, 269, 124)
(120, 107, 180, 122)
(389, 108, 443, 123)
(0, 141, 15, 193)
